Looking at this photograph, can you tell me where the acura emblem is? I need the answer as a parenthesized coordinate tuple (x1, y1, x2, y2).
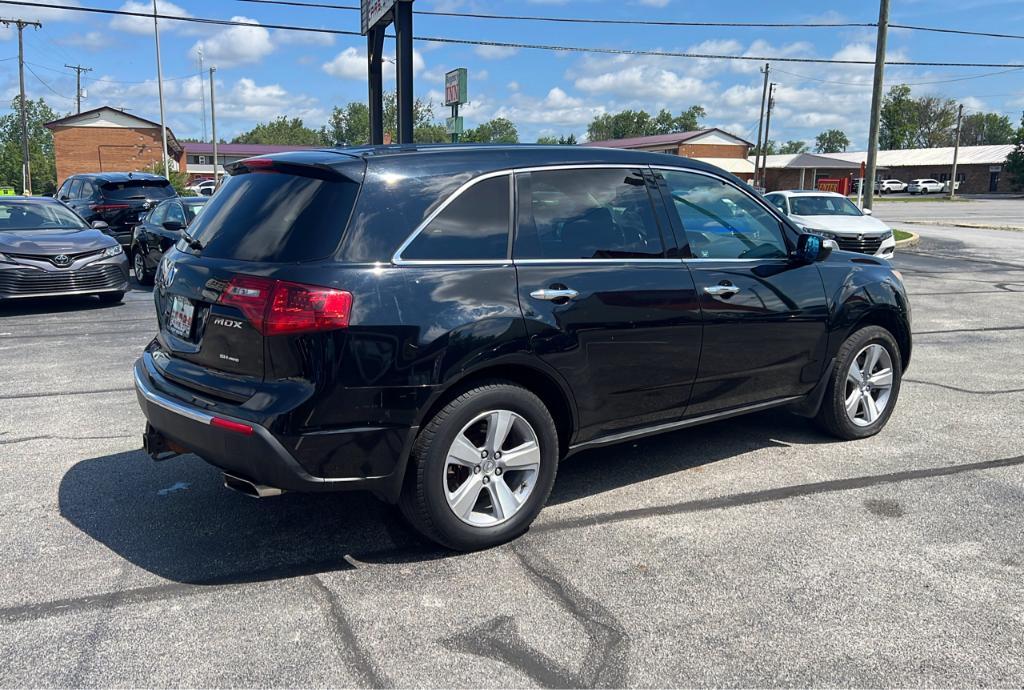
(857, 234, 864, 241)
(161, 259, 177, 287)
(53, 254, 72, 267)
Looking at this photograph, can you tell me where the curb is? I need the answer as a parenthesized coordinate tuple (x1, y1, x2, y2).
(894, 231, 920, 250)
(899, 220, 1024, 232)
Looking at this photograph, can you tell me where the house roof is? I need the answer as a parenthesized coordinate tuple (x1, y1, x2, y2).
(582, 128, 753, 150)
(184, 143, 320, 156)
(44, 106, 183, 157)
(758, 145, 1015, 170)
(760, 152, 864, 170)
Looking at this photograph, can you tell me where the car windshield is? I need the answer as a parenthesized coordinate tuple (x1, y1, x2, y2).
(789, 195, 862, 217)
(184, 201, 207, 220)
(0, 201, 86, 231)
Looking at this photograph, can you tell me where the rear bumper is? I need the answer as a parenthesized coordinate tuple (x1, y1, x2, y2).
(133, 357, 417, 501)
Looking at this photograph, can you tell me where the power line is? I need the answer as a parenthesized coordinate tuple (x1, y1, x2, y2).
(891, 23, 1024, 41)
(25, 59, 194, 84)
(772, 65, 1024, 87)
(3, 1, 1024, 68)
(234, 0, 877, 29)
(25, 63, 75, 101)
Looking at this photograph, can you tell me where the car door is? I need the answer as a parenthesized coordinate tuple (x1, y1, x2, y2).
(513, 166, 702, 442)
(655, 167, 830, 416)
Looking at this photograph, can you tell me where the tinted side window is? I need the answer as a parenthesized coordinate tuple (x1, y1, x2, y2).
(68, 179, 83, 199)
(165, 202, 187, 226)
(149, 203, 167, 225)
(660, 170, 788, 260)
(57, 180, 70, 199)
(80, 181, 95, 199)
(515, 168, 664, 260)
(400, 174, 510, 261)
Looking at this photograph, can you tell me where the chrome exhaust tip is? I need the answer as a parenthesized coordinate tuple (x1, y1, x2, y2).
(223, 473, 284, 498)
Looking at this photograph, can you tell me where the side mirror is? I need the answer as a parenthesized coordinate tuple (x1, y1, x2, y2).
(862, 208, 873, 216)
(91, 220, 109, 230)
(792, 232, 833, 263)
(163, 220, 184, 232)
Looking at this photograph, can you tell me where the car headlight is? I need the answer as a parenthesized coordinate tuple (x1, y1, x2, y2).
(802, 227, 837, 240)
(102, 244, 123, 258)
(879, 230, 893, 241)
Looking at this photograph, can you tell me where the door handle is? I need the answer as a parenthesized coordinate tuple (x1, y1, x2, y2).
(530, 288, 579, 301)
(703, 285, 741, 297)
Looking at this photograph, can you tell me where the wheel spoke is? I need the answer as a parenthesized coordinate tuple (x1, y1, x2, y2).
(500, 440, 541, 469)
(845, 389, 862, 418)
(863, 344, 881, 375)
(448, 474, 484, 519)
(863, 393, 880, 423)
(448, 433, 481, 468)
(869, 368, 893, 389)
(488, 476, 520, 521)
(486, 410, 515, 453)
(847, 361, 863, 384)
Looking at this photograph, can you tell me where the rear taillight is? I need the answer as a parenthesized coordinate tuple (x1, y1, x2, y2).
(218, 275, 352, 335)
(90, 203, 130, 212)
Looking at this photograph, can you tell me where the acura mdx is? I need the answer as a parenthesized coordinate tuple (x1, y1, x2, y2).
(134, 145, 911, 550)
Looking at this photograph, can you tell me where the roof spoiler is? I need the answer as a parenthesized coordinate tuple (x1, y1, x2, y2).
(227, 152, 363, 183)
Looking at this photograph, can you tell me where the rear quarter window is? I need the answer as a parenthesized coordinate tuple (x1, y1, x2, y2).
(186, 171, 360, 263)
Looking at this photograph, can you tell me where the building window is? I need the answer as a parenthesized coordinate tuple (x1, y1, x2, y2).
(198, 155, 207, 165)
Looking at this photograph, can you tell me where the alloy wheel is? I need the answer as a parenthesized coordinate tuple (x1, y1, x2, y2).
(134, 251, 145, 279)
(844, 343, 894, 427)
(443, 409, 541, 527)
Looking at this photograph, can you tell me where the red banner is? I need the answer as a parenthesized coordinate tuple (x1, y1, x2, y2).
(816, 178, 851, 195)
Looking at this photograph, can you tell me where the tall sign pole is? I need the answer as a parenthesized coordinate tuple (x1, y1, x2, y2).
(394, 0, 414, 144)
(361, 1, 414, 145)
(152, 0, 169, 178)
(2, 18, 42, 195)
(864, 0, 889, 211)
(949, 103, 964, 200)
(367, 26, 385, 144)
(761, 83, 776, 189)
(444, 68, 467, 143)
(210, 66, 219, 185)
(753, 63, 770, 189)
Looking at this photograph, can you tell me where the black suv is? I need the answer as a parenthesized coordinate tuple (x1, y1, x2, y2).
(134, 146, 911, 551)
(57, 172, 176, 247)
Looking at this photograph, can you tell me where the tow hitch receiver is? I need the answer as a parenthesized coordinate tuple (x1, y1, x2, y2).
(143, 423, 186, 461)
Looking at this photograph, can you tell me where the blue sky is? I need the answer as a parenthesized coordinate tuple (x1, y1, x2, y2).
(2, 0, 1023, 147)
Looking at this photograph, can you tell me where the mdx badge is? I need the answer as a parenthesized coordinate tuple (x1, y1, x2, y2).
(212, 317, 243, 329)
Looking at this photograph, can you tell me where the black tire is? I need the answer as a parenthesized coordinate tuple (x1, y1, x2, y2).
(399, 382, 559, 551)
(815, 325, 902, 440)
(133, 248, 153, 285)
(98, 291, 125, 304)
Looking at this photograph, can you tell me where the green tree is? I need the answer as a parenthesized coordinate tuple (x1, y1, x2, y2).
(536, 133, 577, 145)
(232, 116, 328, 146)
(779, 140, 809, 154)
(324, 92, 448, 145)
(462, 117, 519, 144)
(536, 135, 558, 144)
(960, 112, 1015, 146)
(586, 106, 705, 141)
(1005, 113, 1024, 192)
(0, 96, 59, 195)
(559, 133, 578, 145)
(814, 129, 850, 153)
(750, 140, 777, 157)
(915, 95, 958, 148)
(879, 85, 918, 150)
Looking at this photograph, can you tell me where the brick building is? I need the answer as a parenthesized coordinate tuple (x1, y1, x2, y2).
(582, 129, 755, 180)
(45, 106, 184, 186)
(758, 145, 1017, 194)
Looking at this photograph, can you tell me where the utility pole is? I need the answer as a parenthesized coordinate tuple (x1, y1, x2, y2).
(864, 0, 889, 211)
(2, 18, 42, 195)
(949, 103, 964, 200)
(64, 64, 92, 114)
(761, 83, 777, 188)
(152, 0, 169, 178)
(210, 66, 218, 186)
(753, 63, 770, 189)
(197, 46, 207, 141)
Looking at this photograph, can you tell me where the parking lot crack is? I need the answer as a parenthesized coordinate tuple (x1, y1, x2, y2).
(307, 575, 391, 688)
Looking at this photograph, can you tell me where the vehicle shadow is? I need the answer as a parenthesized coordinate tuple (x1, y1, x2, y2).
(0, 294, 128, 317)
(58, 409, 829, 584)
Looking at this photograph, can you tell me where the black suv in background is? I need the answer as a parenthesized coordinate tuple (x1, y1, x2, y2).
(135, 146, 911, 551)
(57, 172, 176, 247)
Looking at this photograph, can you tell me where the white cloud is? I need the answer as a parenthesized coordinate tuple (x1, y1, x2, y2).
(189, 17, 275, 68)
(322, 47, 425, 81)
(110, 0, 192, 35)
(474, 45, 518, 60)
(58, 31, 107, 52)
(275, 28, 334, 46)
(636, 0, 671, 6)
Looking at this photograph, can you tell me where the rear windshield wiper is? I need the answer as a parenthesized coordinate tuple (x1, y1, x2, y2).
(181, 230, 204, 251)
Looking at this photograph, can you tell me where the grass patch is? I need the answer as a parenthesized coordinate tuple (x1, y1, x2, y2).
(894, 229, 914, 242)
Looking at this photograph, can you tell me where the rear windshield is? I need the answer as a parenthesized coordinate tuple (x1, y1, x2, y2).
(102, 180, 175, 200)
(185, 171, 359, 262)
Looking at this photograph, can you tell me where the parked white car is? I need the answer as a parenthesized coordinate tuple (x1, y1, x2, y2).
(907, 178, 944, 194)
(186, 179, 218, 197)
(878, 179, 907, 193)
(764, 190, 896, 258)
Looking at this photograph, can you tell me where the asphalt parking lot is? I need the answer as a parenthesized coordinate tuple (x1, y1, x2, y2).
(2, 198, 1023, 687)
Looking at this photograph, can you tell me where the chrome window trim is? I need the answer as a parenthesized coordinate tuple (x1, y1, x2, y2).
(513, 258, 681, 265)
(392, 170, 513, 265)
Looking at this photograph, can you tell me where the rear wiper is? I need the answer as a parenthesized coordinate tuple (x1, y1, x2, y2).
(181, 230, 204, 251)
